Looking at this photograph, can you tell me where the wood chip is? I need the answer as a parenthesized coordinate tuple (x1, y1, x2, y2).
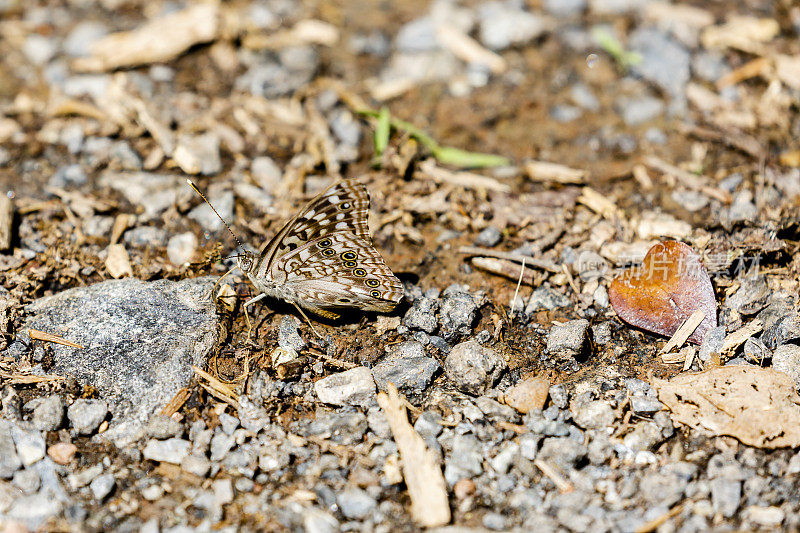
(660, 310, 706, 354)
(419, 159, 510, 193)
(459, 246, 561, 273)
(159, 387, 191, 417)
(435, 25, 506, 74)
(534, 459, 574, 493)
(193, 366, 240, 408)
(242, 19, 339, 49)
(577, 187, 622, 220)
(73, 4, 220, 72)
(28, 328, 84, 349)
(377, 383, 450, 528)
(682, 345, 697, 371)
(0, 194, 12, 252)
(716, 56, 770, 89)
(524, 160, 588, 184)
(105, 244, 133, 278)
(721, 319, 763, 356)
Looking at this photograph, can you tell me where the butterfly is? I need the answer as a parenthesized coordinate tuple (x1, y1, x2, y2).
(191, 178, 404, 332)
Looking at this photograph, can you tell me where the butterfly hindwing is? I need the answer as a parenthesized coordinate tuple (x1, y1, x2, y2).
(271, 231, 404, 312)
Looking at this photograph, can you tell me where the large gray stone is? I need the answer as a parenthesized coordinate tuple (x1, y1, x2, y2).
(20, 277, 219, 444)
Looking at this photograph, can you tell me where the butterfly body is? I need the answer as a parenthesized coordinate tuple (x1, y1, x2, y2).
(236, 179, 403, 321)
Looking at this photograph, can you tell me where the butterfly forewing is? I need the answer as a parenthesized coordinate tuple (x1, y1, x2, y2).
(257, 179, 371, 272)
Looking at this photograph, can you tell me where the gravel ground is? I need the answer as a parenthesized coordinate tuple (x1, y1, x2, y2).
(0, 0, 799, 531)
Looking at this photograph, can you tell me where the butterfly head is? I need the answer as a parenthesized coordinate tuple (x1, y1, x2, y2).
(237, 251, 256, 274)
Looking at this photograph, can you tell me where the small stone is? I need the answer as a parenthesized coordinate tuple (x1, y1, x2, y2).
(11, 428, 46, 466)
(483, 512, 508, 531)
(173, 133, 222, 175)
(314, 367, 376, 407)
(49, 164, 88, 189)
(726, 276, 770, 315)
(278, 315, 306, 352)
(445, 434, 484, 482)
(615, 95, 664, 126)
(569, 82, 599, 110)
(503, 377, 550, 413)
(761, 312, 800, 349)
(47, 443, 77, 465)
(218, 413, 240, 435)
(639, 471, 688, 507)
(304, 509, 340, 533)
(145, 415, 183, 440)
(67, 399, 108, 435)
(572, 400, 615, 429)
(250, 156, 282, 192)
(772, 344, 800, 388)
(439, 285, 478, 341)
(189, 190, 234, 232)
(372, 341, 440, 394)
(444, 340, 507, 395)
(630, 28, 690, 99)
(548, 384, 569, 409)
(90, 474, 115, 501)
(725, 190, 758, 226)
(123, 226, 168, 247)
(336, 487, 377, 519)
(711, 478, 741, 518)
(546, 319, 590, 359)
(142, 438, 191, 464)
(525, 286, 570, 314)
(233, 182, 274, 213)
(630, 395, 665, 415)
(453, 478, 476, 499)
(403, 297, 439, 333)
(167, 232, 197, 266)
(181, 453, 212, 477)
(413, 411, 443, 439)
(32, 396, 64, 431)
(744, 506, 785, 528)
(474, 227, 502, 247)
(537, 437, 587, 470)
(592, 322, 612, 345)
(698, 326, 725, 363)
(209, 432, 235, 461)
(11, 469, 40, 494)
(743, 337, 770, 363)
(623, 421, 663, 452)
(478, 2, 548, 51)
(142, 484, 164, 501)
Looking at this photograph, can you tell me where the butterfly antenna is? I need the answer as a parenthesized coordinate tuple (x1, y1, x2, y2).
(186, 179, 244, 250)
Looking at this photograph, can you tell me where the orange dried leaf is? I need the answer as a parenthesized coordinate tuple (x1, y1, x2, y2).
(608, 241, 717, 344)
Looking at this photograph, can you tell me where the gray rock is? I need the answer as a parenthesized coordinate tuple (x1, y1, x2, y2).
(218, 413, 239, 435)
(772, 344, 800, 387)
(572, 400, 615, 429)
(414, 411, 443, 439)
(181, 453, 212, 477)
(711, 478, 741, 517)
(574, 250, 608, 281)
(445, 434, 484, 481)
(366, 407, 391, 439)
(549, 383, 569, 409)
(6, 492, 63, 531)
(525, 286, 570, 314)
(166, 232, 197, 266)
(444, 340, 507, 395)
(622, 421, 663, 452)
(404, 297, 439, 333)
(698, 326, 725, 363)
(372, 341, 440, 394)
(304, 509, 339, 533)
(640, 471, 687, 507)
(569, 82, 599, 111)
(546, 319, 590, 359)
(592, 321, 612, 345)
(761, 313, 800, 349)
(67, 399, 108, 435)
(474, 227, 502, 247)
(11, 426, 45, 466)
(82, 215, 114, 238)
(32, 395, 64, 431)
(145, 414, 184, 440)
(692, 51, 730, 83)
(49, 164, 88, 189)
(23, 34, 57, 65)
(64, 21, 109, 57)
(483, 511, 508, 530)
(478, 2, 548, 51)
(329, 108, 361, 147)
(396, 16, 439, 53)
(630, 396, 665, 415)
(124, 226, 168, 247)
(189, 190, 234, 232)
(615, 95, 664, 126)
(630, 28, 690, 99)
(174, 133, 222, 176)
(143, 438, 191, 464)
(250, 156, 282, 192)
(234, 182, 274, 214)
(209, 432, 235, 461)
(11, 469, 40, 494)
(314, 367, 376, 407)
(550, 104, 582, 123)
(726, 276, 770, 315)
(90, 473, 115, 501)
(743, 337, 770, 363)
(23, 277, 218, 444)
(99, 172, 185, 220)
(725, 190, 757, 226)
(545, 0, 586, 17)
(337, 487, 377, 519)
(278, 315, 306, 352)
(110, 141, 143, 171)
(538, 437, 587, 470)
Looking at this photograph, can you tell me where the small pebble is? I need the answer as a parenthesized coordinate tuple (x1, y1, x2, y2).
(90, 474, 115, 501)
(67, 399, 108, 435)
(47, 443, 77, 465)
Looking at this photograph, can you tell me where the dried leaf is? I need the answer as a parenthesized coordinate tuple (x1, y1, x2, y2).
(654, 365, 800, 448)
(609, 241, 717, 344)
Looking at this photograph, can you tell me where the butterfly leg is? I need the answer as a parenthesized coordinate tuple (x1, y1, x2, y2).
(242, 293, 267, 339)
(292, 303, 325, 339)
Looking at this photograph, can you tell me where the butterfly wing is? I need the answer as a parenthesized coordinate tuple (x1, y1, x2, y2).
(271, 231, 404, 317)
(256, 179, 371, 273)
